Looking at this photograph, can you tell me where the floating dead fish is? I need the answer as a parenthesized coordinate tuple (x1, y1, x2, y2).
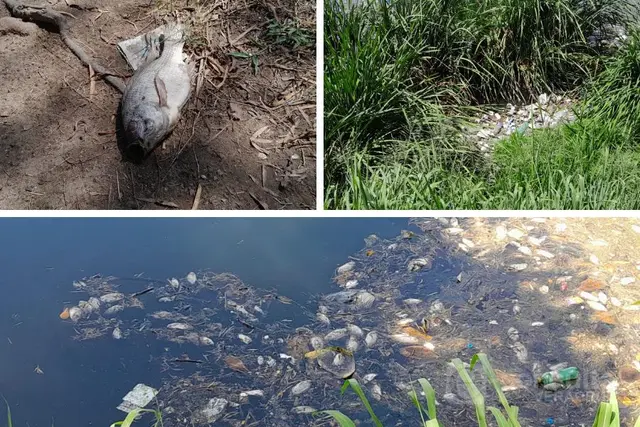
(100, 293, 124, 304)
(512, 342, 528, 363)
(292, 406, 317, 414)
(346, 336, 359, 352)
(158, 296, 175, 303)
(365, 331, 378, 347)
(238, 334, 252, 344)
(104, 305, 124, 317)
(167, 322, 192, 330)
(310, 336, 324, 350)
(199, 336, 214, 346)
(199, 398, 228, 424)
(399, 345, 436, 359)
(72, 281, 86, 289)
(507, 228, 525, 239)
(253, 306, 265, 315)
(291, 380, 312, 396)
(345, 280, 359, 289)
(579, 291, 599, 302)
(598, 292, 608, 304)
(169, 278, 180, 288)
(113, 327, 123, 340)
(337, 261, 355, 275)
(537, 249, 554, 259)
(586, 300, 607, 312)
(354, 291, 375, 309)
(317, 348, 356, 378)
(407, 257, 432, 272)
(318, 305, 329, 314)
(391, 333, 423, 345)
(239, 390, 264, 400)
(316, 313, 330, 326)
(371, 383, 382, 400)
(566, 296, 584, 306)
(88, 297, 101, 311)
(69, 306, 83, 322)
(346, 324, 363, 337)
(186, 272, 197, 284)
(224, 356, 248, 373)
(509, 263, 528, 271)
(403, 298, 422, 306)
(325, 328, 348, 341)
(362, 373, 377, 383)
(396, 318, 415, 326)
(151, 311, 178, 320)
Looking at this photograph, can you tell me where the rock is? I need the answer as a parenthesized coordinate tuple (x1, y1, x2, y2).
(0, 17, 38, 36)
(337, 261, 356, 275)
(200, 398, 228, 424)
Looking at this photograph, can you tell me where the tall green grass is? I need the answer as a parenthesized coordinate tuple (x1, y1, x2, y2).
(319, 353, 640, 427)
(324, 0, 640, 210)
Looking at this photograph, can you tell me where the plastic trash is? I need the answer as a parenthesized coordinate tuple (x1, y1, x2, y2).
(537, 367, 579, 386)
(117, 384, 159, 413)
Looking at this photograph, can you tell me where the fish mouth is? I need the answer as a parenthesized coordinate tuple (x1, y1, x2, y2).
(125, 143, 146, 164)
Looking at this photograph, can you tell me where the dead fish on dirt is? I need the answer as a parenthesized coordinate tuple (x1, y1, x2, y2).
(121, 23, 193, 162)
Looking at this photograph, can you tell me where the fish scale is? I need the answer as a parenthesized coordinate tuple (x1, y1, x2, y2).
(121, 24, 193, 162)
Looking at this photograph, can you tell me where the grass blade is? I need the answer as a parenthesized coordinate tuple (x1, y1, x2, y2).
(452, 358, 488, 427)
(418, 378, 438, 424)
(2, 397, 12, 427)
(341, 379, 383, 427)
(317, 410, 357, 427)
(471, 353, 521, 426)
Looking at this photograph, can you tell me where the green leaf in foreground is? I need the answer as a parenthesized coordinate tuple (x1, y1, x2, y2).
(3, 396, 12, 427)
(109, 408, 162, 427)
(317, 410, 357, 427)
(340, 379, 383, 427)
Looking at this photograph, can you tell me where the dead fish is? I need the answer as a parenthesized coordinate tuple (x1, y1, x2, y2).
(407, 257, 432, 272)
(121, 24, 193, 162)
(151, 311, 176, 319)
(586, 300, 607, 312)
(362, 373, 377, 384)
(199, 336, 214, 346)
(168, 278, 180, 288)
(291, 380, 312, 396)
(345, 280, 359, 289)
(239, 390, 264, 400)
(337, 261, 356, 275)
(365, 331, 378, 347)
(318, 305, 329, 314)
(100, 293, 124, 304)
(310, 336, 324, 350)
(186, 272, 196, 284)
(225, 355, 248, 373)
(371, 383, 382, 401)
(346, 324, 363, 337)
(87, 297, 101, 311)
(400, 345, 436, 359)
(238, 334, 252, 344)
(167, 322, 192, 330)
(72, 281, 86, 289)
(325, 328, 348, 341)
(112, 327, 123, 340)
(253, 305, 265, 315)
(292, 406, 317, 414)
(316, 313, 331, 326)
(104, 305, 124, 317)
(403, 298, 422, 306)
(158, 296, 175, 303)
(354, 291, 376, 309)
(69, 306, 83, 322)
(346, 335, 359, 352)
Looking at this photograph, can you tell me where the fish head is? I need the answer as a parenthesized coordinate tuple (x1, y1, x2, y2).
(124, 103, 170, 163)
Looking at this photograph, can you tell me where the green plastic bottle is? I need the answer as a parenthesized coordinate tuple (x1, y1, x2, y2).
(537, 367, 579, 385)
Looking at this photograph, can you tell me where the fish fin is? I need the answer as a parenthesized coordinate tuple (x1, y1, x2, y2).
(154, 75, 168, 107)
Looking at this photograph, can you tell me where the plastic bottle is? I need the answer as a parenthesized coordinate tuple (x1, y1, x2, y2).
(537, 367, 579, 385)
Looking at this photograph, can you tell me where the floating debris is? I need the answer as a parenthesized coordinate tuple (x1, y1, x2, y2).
(167, 322, 192, 330)
(100, 293, 124, 304)
(224, 356, 248, 373)
(116, 384, 158, 413)
(59, 308, 70, 320)
(291, 380, 312, 396)
(69, 306, 83, 322)
(408, 257, 432, 272)
(238, 334, 252, 344)
(113, 326, 123, 340)
(186, 272, 197, 284)
(197, 398, 228, 424)
(365, 331, 378, 347)
(337, 261, 355, 275)
(104, 305, 124, 317)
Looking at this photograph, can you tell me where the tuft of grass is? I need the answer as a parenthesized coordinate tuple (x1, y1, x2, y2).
(110, 408, 163, 427)
(319, 353, 640, 426)
(324, 0, 640, 210)
(266, 19, 314, 48)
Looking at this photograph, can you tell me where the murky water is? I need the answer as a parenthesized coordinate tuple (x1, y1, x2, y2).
(2, 218, 639, 427)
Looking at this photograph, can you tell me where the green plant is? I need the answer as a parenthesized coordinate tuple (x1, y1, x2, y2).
(318, 353, 640, 426)
(110, 408, 163, 427)
(266, 19, 313, 48)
